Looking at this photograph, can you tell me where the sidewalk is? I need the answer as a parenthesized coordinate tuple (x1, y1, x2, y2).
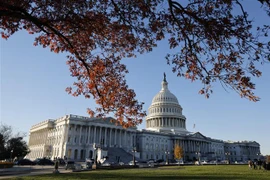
(0, 165, 68, 176)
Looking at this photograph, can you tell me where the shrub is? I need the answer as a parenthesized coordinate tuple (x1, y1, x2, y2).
(0, 162, 14, 169)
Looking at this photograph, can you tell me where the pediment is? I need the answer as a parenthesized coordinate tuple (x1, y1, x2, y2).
(189, 132, 208, 140)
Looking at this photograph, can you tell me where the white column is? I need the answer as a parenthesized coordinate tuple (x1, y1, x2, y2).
(79, 125, 82, 144)
(88, 126, 91, 144)
(104, 128, 107, 147)
(130, 132, 132, 147)
(99, 127, 102, 144)
(114, 129, 117, 146)
(109, 128, 112, 147)
(124, 130, 127, 147)
(73, 125, 76, 145)
(119, 130, 122, 147)
(93, 126, 97, 143)
(65, 124, 69, 143)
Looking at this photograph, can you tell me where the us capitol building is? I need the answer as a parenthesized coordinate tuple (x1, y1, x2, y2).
(26, 75, 260, 163)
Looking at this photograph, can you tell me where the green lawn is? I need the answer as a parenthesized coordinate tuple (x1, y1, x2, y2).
(9, 165, 270, 180)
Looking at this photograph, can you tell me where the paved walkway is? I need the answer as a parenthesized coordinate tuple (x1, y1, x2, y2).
(0, 166, 72, 179)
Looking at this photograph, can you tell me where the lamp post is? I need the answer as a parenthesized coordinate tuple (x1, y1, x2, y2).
(132, 147, 137, 166)
(257, 152, 261, 160)
(165, 150, 170, 165)
(247, 147, 250, 161)
(215, 151, 218, 165)
(225, 152, 230, 164)
(196, 143, 201, 164)
(196, 151, 201, 165)
(92, 143, 97, 169)
(10, 149, 14, 162)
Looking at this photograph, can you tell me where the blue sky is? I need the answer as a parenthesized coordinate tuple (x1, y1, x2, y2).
(1, 1, 269, 155)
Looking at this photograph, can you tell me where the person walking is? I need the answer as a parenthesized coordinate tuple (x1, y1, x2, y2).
(258, 159, 262, 169)
(253, 160, 257, 169)
(248, 160, 252, 169)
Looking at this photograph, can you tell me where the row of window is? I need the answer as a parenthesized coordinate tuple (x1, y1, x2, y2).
(149, 107, 181, 114)
(145, 143, 168, 151)
(146, 137, 168, 143)
(154, 96, 175, 102)
(146, 154, 165, 160)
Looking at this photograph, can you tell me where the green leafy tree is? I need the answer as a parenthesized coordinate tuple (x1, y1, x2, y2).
(0, 124, 29, 160)
(6, 137, 30, 159)
(0, 133, 6, 160)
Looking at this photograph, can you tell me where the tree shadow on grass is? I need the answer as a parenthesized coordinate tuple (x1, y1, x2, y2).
(15, 173, 256, 180)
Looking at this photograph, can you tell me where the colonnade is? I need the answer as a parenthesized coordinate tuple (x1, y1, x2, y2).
(146, 117, 186, 129)
(174, 139, 211, 154)
(67, 124, 136, 148)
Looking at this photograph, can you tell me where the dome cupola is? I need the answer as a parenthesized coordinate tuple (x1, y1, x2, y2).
(146, 73, 188, 134)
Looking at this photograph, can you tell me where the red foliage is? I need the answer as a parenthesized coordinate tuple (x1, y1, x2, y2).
(1, 0, 269, 127)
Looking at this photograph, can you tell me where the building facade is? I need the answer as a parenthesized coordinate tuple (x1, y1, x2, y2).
(27, 76, 260, 163)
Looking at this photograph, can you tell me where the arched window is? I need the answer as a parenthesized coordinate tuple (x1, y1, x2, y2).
(80, 149, 84, 160)
(68, 149, 72, 158)
(89, 150, 93, 158)
(74, 149, 78, 159)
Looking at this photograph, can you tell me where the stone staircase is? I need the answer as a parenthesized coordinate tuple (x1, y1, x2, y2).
(103, 147, 137, 164)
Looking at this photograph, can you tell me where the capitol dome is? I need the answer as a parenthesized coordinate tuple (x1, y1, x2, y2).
(146, 74, 188, 134)
(152, 79, 179, 105)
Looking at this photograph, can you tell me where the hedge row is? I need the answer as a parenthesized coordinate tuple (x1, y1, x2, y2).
(0, 162, 14, 169)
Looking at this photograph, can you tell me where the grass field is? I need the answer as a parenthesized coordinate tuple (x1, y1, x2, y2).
(9, 165, 270, 180)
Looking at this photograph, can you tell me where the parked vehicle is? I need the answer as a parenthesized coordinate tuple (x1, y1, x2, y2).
(201, 161, 208, 165)
(156, 159, 165, 164)
(128, 160, 138, 165)
(176, 160, 184, 165)
(118, 162, 125, 166)
(15, 159, 36, 165)
(74, 163, 82, 171)
(147, 159, 156, 164)
(34, 158, 54, 165)
(65, 160, 75, 170)
(101, 162, 112, 166)
(54, 158, 65, 165)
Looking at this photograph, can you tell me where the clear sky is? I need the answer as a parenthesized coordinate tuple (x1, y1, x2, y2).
(0, 1, 269, 155)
